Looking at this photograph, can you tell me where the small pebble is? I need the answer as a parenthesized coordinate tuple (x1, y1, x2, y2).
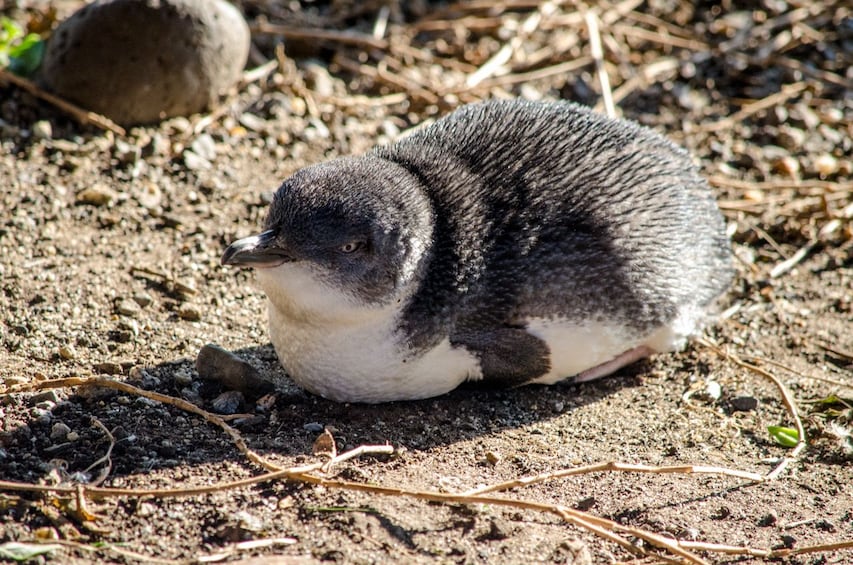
(94, 362, 123, 375)
(183, 150, 211, 171)
(76, 185, 117, 206)
(730, 395, 759, 412)
(177, 304, 202, 321)
(813, 154, 837, 177)
(773, 155, 800, 179)
(116, 298, 142, 317)
(195, 344, 274, 395)
(32, 390, 61, 404)
(303, 422, 325, 433)
(133, 292, 153, 308)
(758, 510, 778, 527)
(50, 422, 71, 441)
(32, 407, 53, 424)
(211, 390, 245, 414)
(66, 431, 80, 442)
(35, 400, 57, 411)
(174, 369, 194, 387)
(59, 344, 77, 360)
(190, 134, 217, 161)
(32, 120, 53, 140)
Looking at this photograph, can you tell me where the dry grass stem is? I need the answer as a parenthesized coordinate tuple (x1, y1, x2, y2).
(586, 12, 616, 118)
(0, 68, 125, 136)
(697, 82, 808, 133)
(253, 22, 388, 50)
(463, 461, 763, 496)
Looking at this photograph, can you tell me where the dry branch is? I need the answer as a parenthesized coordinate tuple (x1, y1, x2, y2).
(0, 68, 125, 136)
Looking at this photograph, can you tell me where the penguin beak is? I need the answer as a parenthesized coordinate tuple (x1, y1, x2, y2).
(221, 230, 294, 268)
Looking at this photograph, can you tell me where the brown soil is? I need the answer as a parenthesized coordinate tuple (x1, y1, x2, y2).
(1, 1, 852, 564)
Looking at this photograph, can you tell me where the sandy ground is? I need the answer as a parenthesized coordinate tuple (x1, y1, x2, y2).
(1, 1, 852, 563)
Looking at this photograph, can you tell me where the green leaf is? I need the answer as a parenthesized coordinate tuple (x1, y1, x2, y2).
(768, 425, 800, 448)
(8, 33, 44, 76)
(0, 17, 24, 46)
(0, 542, 63, 562)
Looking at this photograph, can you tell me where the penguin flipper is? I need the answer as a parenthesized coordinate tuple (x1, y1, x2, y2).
(451, 328, 550, 388)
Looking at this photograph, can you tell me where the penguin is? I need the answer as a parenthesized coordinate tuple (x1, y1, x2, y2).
(222, 99, 734, 403)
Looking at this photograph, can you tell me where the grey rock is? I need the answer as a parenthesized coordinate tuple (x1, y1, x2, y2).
(303, 422, 324, 433)
(39, 0, 250, 126)
(730, 395, 759, 412)
(211, 390, 245, 414)
(196, 344, 275, 396)
(50, 422, 71, 441)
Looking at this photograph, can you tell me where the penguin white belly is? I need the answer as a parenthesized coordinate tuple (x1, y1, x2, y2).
(525, 309, 699, 385)
(266, 301, 482, 403)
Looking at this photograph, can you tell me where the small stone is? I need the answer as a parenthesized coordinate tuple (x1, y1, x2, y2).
(238, 112, 268, 133)
(174, 369, 194, 387)
(36, 400, 57, 411)
(116, 298, 142, 317)
(211, 390, 245, 414)
(133, 292, 153, 308)
(813, 154, 838, 177)
(303, 422, 324, 433)
(32, 390, 61, 404)
(182, 149, 211, 171)
(136, 502, 157, 517)
(758, 510, 778, 527)
(59, 344, 77, 360)
(190, 133, 217, 161)
(704, 381, 722, 401)
(485, 450, 501, 465)
(32, 407, 53, 424)
(76, 184, 117, 206)
(50, 422, 71, 441)
(730, 395, 759, 412)
(177, 304, 202, 321)
(66, 431, 80, 441)
(32, 120, 53, 140)
(773, 155, 800, 179)
(195, 344, 274, 396)
(114, 139, 141, 164)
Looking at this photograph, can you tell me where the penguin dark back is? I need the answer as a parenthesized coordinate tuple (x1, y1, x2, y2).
(222, 99, 734, 403)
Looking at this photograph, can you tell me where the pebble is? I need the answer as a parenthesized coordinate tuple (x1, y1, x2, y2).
(183, 150, 211, 171)
(303, 422, 324, 433)
(116, 298, 142, 317)
(39, 0, 250, 125)
(190, 134, 217, 161)
(50, 422, 71, 441)
(66, 431, 79, 441)
(32, 120, 53, 140)
(773, 155, 800, 179)
(813, 154, 837, 177)
(758, 510, 778, 527)
(32, 390, 61, 404)
(31, 407, 53, 424)
(177, 304, 202, 321)
(195, 344, 274, 396)
(76, 185, 117, 206)
(132, 292, 153, 308)
(211, 390, 245, 415)
(174, 368, 194, 387)
(730, 395, 759, 412)
(114, 139, 141, 165)
(58, 344, 77, 360)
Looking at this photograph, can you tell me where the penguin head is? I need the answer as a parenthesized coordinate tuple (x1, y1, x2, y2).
(222, 156, 433, 312)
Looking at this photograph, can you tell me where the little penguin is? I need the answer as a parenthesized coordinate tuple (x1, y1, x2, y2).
(222, 99, 734, 403)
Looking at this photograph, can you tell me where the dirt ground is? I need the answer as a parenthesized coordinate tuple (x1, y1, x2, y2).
(1, 0, 852, 563)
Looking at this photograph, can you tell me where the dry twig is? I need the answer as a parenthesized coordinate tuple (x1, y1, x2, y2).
(0, 67, 125, 136)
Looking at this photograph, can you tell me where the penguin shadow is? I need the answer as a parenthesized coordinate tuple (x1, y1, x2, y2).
(3, 345, 647, 484)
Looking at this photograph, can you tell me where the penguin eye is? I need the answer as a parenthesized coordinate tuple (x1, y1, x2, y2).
(339, 241, 364, 254)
